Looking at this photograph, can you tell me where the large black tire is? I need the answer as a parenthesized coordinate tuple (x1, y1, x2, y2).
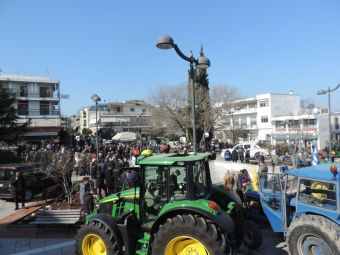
(151, 214, 231, 255)
(287, 215, 340, 255)
(243, 220, 262, 249)
(75, 220, 121, 255)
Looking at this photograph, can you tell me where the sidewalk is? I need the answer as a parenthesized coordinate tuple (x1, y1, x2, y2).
(0, 238, 75, 255)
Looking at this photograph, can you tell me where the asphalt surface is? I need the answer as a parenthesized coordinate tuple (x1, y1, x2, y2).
(0, 157, 289, 255)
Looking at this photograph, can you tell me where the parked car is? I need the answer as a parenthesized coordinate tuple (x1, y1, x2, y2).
(0, 163, 60, 201)
(221, 143, 269, 160)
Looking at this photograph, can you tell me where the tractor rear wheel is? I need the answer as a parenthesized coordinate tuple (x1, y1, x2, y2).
(243, 220, 262, 249)
(75, 220, 121, 255)
(287, 215, 340, 255)
(151, 214, 231, 255)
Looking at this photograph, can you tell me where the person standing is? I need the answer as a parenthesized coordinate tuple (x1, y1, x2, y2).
(90, 155, 98, 189)
(97, 158, 107, 198)
(11, 171, 26, 210)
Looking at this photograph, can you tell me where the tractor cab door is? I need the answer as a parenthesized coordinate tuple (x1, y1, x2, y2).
(259, 173, 284, 232)
(140, 165, 188, 227)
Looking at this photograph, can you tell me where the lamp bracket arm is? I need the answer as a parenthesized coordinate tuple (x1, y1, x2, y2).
(330, 84, 340, 92)
(173, 44, 197, 64)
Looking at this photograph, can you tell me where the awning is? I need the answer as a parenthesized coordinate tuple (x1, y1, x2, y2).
(112, 132, 136, 142)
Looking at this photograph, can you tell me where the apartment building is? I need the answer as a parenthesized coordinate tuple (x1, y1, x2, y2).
(79, 100, 152, 136)
(215, 92, 301, 143)
(0, 74, 61, 144)
(214, 91, 340, 149)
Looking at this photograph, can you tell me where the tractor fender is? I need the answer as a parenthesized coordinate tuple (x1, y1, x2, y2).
(151, 207, 235, 235)
(88, 213, 124, 249)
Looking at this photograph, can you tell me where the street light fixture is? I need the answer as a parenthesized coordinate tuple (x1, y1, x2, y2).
(156, 35, 210, 153)
(316, 83, 340, 159)
(91, 94, 101, 172)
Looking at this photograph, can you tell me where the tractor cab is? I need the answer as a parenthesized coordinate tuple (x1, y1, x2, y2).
(258, 163, 340, 254)
(137, 153, 214, 226)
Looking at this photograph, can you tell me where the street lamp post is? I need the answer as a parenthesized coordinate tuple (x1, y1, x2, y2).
(317, 84, 340, 159)
(156, 35, 210, 153)
(227, 107, 239, 145)
(91, 94, 101, 173)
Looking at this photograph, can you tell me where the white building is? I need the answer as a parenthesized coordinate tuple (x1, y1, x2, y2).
(0, 74, 61, 144)
(215, 91, 340, 150)
(215, 92, 301, 144)
(79, 100, 152, 136)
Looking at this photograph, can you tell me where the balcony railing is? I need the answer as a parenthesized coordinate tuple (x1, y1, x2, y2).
(12, 91, 60, 99)
(16, 109, 60, 116)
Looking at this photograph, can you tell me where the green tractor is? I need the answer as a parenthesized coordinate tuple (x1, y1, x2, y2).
(75, 152, 258, 255)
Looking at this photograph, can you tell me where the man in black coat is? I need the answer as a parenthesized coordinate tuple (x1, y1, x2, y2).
(11, 171, 26, 210)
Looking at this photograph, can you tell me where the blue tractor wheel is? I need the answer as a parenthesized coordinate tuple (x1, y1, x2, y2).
(287, 215, 340, 255)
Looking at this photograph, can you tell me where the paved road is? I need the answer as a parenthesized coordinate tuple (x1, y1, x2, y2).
(0, 158, 289, 255)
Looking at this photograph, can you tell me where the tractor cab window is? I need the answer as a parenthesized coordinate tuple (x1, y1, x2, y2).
(192, 162, 207, 197)
(260, 173, 282, 211)
(298, 179, 337, 211)
(169, 166, 187, 200)
(143, 166, 167, 221)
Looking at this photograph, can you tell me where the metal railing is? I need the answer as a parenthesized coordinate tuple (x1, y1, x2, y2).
(13, 91, 60, 99)
(16, 109, 60, 116)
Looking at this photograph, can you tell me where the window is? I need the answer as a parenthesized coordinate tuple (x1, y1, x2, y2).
(259, 100, 269, 107)
(18, 101, 29, 115)
(144, 166, 168, 221)
(303, 119, 317, 127)
(289, 120, 299, 128)
(192, 162, 207, 197)
(40, 87, 51, 97)
(276, 121, 285, 128)
(142, 108, 146, 114)
(261, 116, 268, 123)
(335, 118, 339, 130)
(20, 86, 28, 97)
(169, 166, 187, 199)
(83, 120, 87, 127)
(130, 108, 135, 112)
(40, 101, 50, 115)
(83, 112, 86, 117)
(241, 117, 247, 126)
(248, 103, 257, 108)
(298, 179, 337, 211)
(250, 116, 257, 126)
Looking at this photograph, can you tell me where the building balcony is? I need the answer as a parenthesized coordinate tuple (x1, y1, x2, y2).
(16, 109, 60, 117)
(13, 91, 60, 100)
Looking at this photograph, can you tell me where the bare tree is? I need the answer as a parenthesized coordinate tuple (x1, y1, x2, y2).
(149, 83, 239, 146)
(149, 84, 189, 136)
(28, 148, 75, 204)
(203, 85, 239, 143)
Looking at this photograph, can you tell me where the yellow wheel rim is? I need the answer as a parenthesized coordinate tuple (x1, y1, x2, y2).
(165, 236, 211, 255)
(82, 233, 107, 255)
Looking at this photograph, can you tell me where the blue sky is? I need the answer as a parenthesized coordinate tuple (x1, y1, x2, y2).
(1, 0, 340, 115)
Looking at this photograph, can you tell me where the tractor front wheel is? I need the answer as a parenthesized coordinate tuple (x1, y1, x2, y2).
(243, 220, 262, 249)
(151, 214, 231, 255)
(75, 220, 121, 255)
(287, 215, 340, 255)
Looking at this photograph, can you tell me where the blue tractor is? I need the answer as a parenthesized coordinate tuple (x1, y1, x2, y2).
(257, 163, 340, 255)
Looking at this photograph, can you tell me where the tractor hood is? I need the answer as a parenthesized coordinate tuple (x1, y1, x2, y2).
(99, 188, 140, 204)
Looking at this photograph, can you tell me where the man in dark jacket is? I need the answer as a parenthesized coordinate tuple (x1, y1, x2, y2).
(11, 171, 26, 210)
